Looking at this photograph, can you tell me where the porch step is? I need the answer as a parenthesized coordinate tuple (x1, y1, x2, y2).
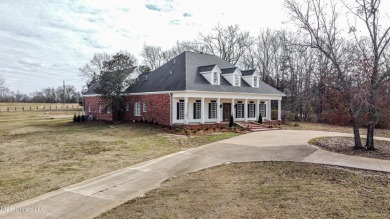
(236, 122, 280, 132)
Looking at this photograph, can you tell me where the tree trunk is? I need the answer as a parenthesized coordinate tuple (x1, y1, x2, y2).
(366, 122, 375, 150)
(352, 115, 363, 150)
(366, 100, 377, 150)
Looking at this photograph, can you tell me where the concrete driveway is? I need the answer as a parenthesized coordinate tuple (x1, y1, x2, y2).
(1, 130, 390, 219)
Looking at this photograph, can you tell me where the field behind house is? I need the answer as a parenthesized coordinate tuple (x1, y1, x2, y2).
(0, 106, 239, 205)
(0, 102, 82, 112)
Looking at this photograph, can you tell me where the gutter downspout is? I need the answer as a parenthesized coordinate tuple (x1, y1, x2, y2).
(169, 92, 172, 126)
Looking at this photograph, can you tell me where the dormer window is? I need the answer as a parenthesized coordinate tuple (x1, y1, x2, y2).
(254, 76, 258, 87)
(241, 69, 260, 88)
(234, 74, 240, 86)
(198, 65, 221, 85)
(213, 72, 218, 84)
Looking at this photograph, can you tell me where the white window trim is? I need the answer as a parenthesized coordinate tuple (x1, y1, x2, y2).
(98, 104, 102, 113)
(194, 101, 201, 119)
(234, 74, 240, 86)
(134, 102, 141, 116)
(88, 102, 91, 113)
(260, 103, 266, 117)
(253, 76, 258, 87)
(212, 72, 219, 85)
(209, 102, 217, 119)
(143, 102, 147, 112)
(248, 103, 255, 118)
(178, 101, 185, 120)
(236, 103, 243, 118)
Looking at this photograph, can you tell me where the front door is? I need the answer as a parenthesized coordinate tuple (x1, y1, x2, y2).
(223, 103, 231, 121)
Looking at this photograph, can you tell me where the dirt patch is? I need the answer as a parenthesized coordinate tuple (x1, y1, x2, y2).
(97, 162, 390, 219)
(310, 136, 390, 160)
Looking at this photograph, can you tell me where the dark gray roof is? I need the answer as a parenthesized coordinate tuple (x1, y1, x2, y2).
(198, 64, 217, 72)
(85, 51, 284, 96)
(83, 81, 100, 95)
(241, 70, 256, 76)
(220, 67, 238, 74)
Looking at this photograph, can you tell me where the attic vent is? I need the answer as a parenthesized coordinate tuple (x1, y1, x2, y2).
(173, 59, 176, 64)
(169, 70, 173, 75)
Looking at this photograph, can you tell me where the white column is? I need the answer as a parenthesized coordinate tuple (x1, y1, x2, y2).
(244, 99, 248, 122)
(231, 98, 235, 119)
(201, 97, 205, 124)
(256, 99, 260, 120)
(184, 97, 189, 124)
(267, 100, 272, 120)
(217, 98, 221, 123)
(278, 99, 282, 120)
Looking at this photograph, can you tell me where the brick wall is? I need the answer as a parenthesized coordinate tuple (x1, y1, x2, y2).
(84, 96, 113, 121)
(123, 94, 171, 126)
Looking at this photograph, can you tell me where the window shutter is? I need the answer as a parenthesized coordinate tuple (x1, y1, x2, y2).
(235, 105, 237, 118)
(176, 102, 179, 120)
(264, 104, 267, 117)
(208, 103, 211, 119)
(193, 103, 196, 119)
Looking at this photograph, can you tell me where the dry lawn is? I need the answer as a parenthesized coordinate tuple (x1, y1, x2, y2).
(0, 110, 239, 205)
(98, 162, 390, 219)
(281, 122, 390, 138)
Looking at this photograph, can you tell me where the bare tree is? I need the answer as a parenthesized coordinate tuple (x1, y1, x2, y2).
(343, 0, 390, 150)
(285, 0, 366, 149)
(198, 24, 253, 65)
(79, 52, 111, 88)
(141, 45, 165, 70)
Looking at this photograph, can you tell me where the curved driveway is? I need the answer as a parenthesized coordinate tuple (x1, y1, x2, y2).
(1, 130, 390, 219)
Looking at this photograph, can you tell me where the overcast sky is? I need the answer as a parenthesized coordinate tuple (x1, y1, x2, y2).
(0, 0, 287, 93)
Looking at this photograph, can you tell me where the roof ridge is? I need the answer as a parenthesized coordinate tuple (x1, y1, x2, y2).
(184, 50, 218, 57)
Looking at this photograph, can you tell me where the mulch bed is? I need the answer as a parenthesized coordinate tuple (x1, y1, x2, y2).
(312, 137, 390, 160)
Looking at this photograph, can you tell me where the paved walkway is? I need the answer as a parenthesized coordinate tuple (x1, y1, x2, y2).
(1, 130, 390, 219)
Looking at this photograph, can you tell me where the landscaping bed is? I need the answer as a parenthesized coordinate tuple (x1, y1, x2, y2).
(310, 136, 390, 160)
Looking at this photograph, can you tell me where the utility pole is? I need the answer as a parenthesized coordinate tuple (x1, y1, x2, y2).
(63, 80, 65, 105)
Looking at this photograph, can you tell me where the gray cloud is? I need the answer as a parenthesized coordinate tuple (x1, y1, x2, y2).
(145, 4, 161, 11)
(183, 12, 192, 17)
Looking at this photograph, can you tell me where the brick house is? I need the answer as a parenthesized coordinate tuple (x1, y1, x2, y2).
(83, 51, 285, 126)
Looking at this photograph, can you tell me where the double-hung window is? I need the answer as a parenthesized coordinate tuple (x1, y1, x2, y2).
(88, 102, 91, 113)
(213, 72, 218, 84)
(254, 76, 258, 87)
(143, 102, 147, 112)
(98, 104, 102, 113)
(248, 102, 255, 118)
(177, 100, 185, 120)
(134, 102, 141, 116)
(126, 102, 130, 111)
(234, 74, 240, 86)
(193, 100, 201, 119)
(209, 101, 217, 119)
(259, 103, 266, 117)
(236, 102, 244, 118)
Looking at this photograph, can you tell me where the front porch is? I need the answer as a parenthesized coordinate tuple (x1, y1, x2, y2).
(171, 92, 282, 125)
